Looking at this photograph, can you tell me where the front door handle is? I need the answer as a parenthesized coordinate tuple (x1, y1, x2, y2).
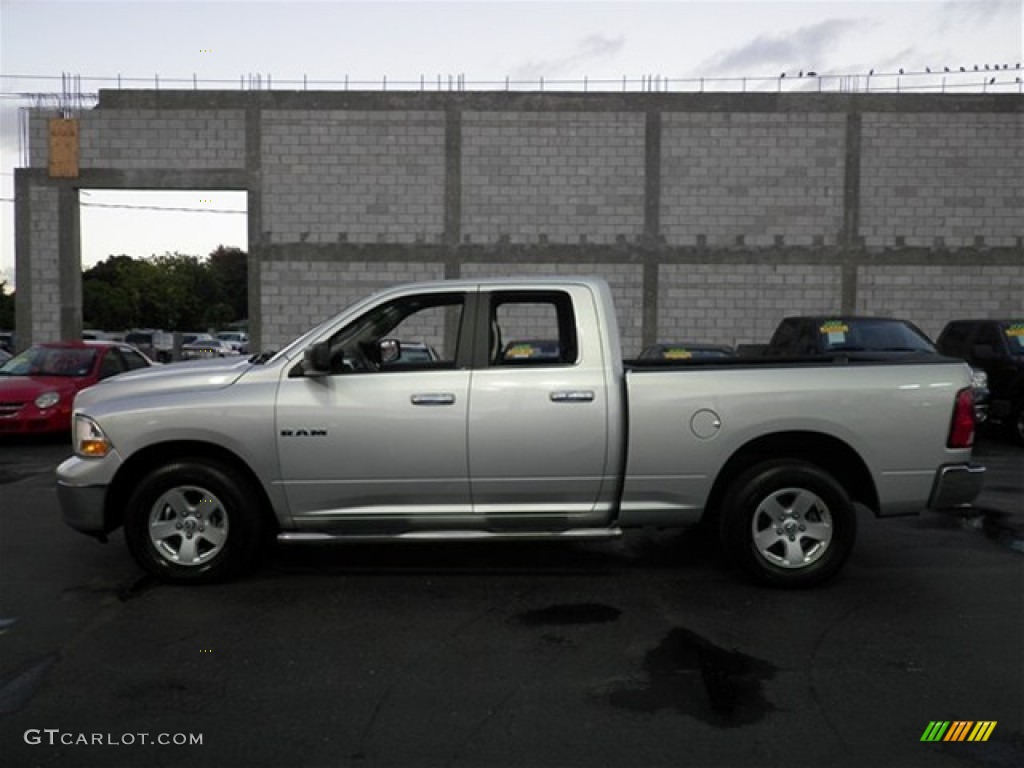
(549, 390, 595, 403)
(411, 393, 456, 406)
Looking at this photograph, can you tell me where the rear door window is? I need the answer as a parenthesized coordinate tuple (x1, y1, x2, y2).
(488, 291, 578, 366)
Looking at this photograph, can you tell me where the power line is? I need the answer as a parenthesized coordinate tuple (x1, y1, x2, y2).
(81, 201, 246, 214)
(0, 197, 246, 214)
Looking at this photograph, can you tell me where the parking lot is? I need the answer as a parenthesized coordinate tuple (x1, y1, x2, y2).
(0, 432, 1021, 768)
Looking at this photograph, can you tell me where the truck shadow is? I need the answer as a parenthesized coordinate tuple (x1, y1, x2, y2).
(263, 525, 727, 578)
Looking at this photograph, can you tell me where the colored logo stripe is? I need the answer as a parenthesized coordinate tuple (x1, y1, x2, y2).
(945, 722, 973, 741)
(968, 722, 997, 742)
(920, 721, 996, 742)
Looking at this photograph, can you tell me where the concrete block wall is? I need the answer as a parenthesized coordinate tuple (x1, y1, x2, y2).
(14, 91, 1022, 355)
(861, 112, 1024, 248)
(857, 265, 1024, 338)
(658, 263, 842, 347)
(26, 187, 61, 341)
(31, 110, 246, 170)
(661, 113, 846, 247)
(461, 112, 645, 244)
(262, 110, 446, 244)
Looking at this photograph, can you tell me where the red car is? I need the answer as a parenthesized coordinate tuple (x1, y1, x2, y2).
(0, 341, 153, 434)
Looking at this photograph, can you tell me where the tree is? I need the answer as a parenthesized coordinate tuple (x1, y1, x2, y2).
(82, 248, 248, 332)
(0, 281, 14, 329)
(207, 246, 248, 323)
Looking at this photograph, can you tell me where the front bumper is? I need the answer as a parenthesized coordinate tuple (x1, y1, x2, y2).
(56, 452, 123, 537)
(928, 463, 986, 509)
(57, 481, 112, 537)
(0, 407, 70, 434)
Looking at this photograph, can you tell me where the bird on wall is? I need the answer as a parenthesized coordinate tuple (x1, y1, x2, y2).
(899, 68, 904, 74)
(944, 66, 950, 72)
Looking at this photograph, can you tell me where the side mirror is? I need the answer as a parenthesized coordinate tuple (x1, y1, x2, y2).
(303, 341, 331, 376)
(379, 338, 401, 365)
(972, 344, 996, 362)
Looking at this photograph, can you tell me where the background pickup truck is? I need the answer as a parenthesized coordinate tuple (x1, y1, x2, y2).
(937, 318, 1024, 444)
(57, 278, 984, 588)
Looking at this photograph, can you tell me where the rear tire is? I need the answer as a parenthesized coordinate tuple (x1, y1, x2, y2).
(719, 460, 856, 588)
(124, 459, 267, 584)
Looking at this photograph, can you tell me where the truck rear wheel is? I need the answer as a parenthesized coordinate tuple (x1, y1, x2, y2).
(124, 460, 267, 584)
(720, 460, 856, 588)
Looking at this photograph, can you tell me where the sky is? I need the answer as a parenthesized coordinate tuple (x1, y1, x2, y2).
(0, 0, 1021, 289)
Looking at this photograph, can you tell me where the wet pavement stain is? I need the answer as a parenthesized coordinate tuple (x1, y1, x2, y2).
(516, 603, 621, 626)
(608, 627, 776, 727)
(957, 507, 1024, 554)
(0, 653, 60, 714)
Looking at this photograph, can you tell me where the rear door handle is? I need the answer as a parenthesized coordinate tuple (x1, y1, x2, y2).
(549, 390, 595, 403)
(411, 393, 456, 406)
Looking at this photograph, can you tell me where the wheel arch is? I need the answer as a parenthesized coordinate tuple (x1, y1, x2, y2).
(705, 431, 879, 523)
(105, 440, 278, 533)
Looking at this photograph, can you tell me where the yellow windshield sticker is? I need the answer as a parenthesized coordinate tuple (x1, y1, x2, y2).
(1006, 324, 1024, 337)
(506, 344, 534, 359)
(819, 321, 849, 334)
(664, 348, 693, 360)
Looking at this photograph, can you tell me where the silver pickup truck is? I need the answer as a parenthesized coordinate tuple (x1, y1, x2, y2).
(57, 278, 985, 588)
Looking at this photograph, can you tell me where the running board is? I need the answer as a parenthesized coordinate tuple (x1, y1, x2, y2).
(278, 528, 623, 544)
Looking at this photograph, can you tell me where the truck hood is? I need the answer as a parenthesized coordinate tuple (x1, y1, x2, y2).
(74, 356, 252, 409)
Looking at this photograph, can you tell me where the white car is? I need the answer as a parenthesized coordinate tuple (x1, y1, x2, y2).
(180, 338, 240, 360)
(216, 331, 250, 354)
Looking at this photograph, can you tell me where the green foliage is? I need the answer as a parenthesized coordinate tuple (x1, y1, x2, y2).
(0, 280, 14, 328)
(82, 248, 247, 332)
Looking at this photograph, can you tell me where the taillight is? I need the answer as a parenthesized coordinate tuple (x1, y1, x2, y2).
(947, 387, 975, 448)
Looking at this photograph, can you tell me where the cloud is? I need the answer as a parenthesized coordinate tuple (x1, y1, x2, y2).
(703, 18, 871, 75)
(511, 34, 625, 80)
(937, 0, 1018, 31)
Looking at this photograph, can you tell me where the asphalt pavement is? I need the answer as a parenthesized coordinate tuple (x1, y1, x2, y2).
(0, 430, 1021, 768)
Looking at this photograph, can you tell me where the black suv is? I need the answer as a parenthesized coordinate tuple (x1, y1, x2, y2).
(937, 319, 1024, 444)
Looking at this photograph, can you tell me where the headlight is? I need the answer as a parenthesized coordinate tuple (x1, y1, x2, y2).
(34, 391, 60, 409)
(74, 414, 112, 458)
(970, 367, 988, 389)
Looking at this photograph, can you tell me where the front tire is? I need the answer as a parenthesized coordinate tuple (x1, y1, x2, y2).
(124, 460, 267, 584)
(719, 460, 856, 588)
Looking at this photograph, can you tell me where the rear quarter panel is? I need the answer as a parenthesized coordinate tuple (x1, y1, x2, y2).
(621, 360, 973, 524)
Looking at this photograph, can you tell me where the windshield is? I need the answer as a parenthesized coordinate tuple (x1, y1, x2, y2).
(0, 346, 98, 377)
(817, 319, 935, 353)
(1003, 323, 1024, 356)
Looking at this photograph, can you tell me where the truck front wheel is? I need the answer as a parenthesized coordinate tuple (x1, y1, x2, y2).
(720, 460, 856, 588)
(124, 460, 267, 584)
